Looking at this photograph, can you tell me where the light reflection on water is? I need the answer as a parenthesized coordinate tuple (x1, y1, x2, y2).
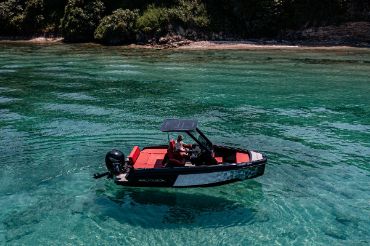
(0, 43, 369, 245)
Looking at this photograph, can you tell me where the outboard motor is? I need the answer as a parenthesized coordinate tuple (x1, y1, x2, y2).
(105, 149, 125, 176)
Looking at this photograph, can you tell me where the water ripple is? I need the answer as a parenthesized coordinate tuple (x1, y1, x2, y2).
(0, 43, 369, 245)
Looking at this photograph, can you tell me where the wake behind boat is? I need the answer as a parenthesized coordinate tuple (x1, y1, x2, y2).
(94, 119, 267, 187)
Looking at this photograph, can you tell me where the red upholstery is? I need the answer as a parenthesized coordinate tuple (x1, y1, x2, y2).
(142, 149, 167, 154)
(236, 152, 250, 163)
(135, 153, 149, 168)
(215, 156, 223, 163)
(167, 139, 177, 159)
(128, 146, 140, 164)
(148, 154, 165, 167)
(166, 139, 185, 166)
(134, 148, 167, 169)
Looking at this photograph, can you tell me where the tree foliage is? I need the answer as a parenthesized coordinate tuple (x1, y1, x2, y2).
(60, 0, 104, 42)
(0, 0, 25, 34)
(136, 5, 171, 37)
(171, 0, 209, 29)
(0, 0, 369, 41)
(23, 0, 45, 33)
(136, 0, 209, 40)
(94, 8, 139, 44)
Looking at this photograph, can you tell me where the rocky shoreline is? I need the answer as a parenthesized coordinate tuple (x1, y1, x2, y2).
(0, 36, 63, 43)
(1, 21, 370, 50)
(2, 38, 369, 51)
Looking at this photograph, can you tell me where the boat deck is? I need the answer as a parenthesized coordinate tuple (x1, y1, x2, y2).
(128, 146, 250, 169)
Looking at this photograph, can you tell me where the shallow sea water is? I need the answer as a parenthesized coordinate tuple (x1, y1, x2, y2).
(0, 43, 369, 245)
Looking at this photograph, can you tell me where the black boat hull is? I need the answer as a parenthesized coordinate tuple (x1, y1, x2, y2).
(114, 158, 266, 187)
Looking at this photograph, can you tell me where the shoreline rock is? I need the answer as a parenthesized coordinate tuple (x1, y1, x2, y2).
(157, 35, 192, 48)
(176, 41, 370, 51)
(0, 36, 63, 43)
(1, 35, 369, 51)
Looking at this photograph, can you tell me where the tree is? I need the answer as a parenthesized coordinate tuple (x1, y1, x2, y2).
(0, 0, 369, 42)
(23, 0, 45, 34)
(60, 0, 105, 42)
(170, 0, 209, 29)
(279, 0, 346, 29)
(345, 0, 370, 21)
(136, 5, 170, 38)
(0, 0, 24, 35)
(136, 0, 210, 40)
(94, 8, 139, 44)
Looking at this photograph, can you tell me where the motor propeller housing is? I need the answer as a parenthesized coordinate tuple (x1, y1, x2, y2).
(105, 149, 125, 175)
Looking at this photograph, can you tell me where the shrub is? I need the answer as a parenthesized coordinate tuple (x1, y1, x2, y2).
(136, 5, 170, 37)
(60, 0, 105, 42)
(94, 8, 139, 44)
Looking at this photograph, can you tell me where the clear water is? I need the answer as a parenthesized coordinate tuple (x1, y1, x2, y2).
(0, 43, 369, 245)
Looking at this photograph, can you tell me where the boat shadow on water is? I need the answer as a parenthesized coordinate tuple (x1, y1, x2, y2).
(92, 181, 264, 229)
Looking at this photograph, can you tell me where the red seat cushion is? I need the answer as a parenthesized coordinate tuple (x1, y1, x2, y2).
(169, 139, 175, 151)
(236, 152, 250, 163)
(135, 153, 150, 168)
(215, 156, 223, 163)
(134, 148, 167, 169)
(141, 149, 167, 154)
(128, 146, 140, 163)
(148, 154, 165, 168)
(167, 139, 176, 159)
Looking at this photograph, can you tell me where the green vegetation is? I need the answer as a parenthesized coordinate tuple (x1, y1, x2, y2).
(136, 5, 170, 37)
(61, 0, 105, 42)
(0, 0, 67, 35)
(136, 0, 209, 40)
(0, 0, 369, 44)
(0, 0, 24, 34)
(94, 8, 138, 44)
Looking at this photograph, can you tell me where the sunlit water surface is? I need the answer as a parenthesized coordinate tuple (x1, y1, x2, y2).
(0, 43, 369, 245)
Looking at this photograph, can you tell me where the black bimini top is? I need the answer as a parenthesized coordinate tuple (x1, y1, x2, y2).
(160, 119, 198, 132)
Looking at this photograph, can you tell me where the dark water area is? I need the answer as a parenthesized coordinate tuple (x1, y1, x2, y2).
(0, 43, 369, 245)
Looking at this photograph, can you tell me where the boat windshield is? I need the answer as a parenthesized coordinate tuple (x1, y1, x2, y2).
(188, 130, 212, 151)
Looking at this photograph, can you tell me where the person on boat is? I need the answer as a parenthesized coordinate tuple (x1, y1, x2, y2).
(190, 144, 201, 164)
(175, 135, 191, 157)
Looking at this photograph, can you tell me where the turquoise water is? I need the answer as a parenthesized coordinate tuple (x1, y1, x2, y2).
(0, 43, 369, 245)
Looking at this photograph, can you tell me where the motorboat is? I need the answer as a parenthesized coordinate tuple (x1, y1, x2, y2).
(94, 119, 267, 187)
